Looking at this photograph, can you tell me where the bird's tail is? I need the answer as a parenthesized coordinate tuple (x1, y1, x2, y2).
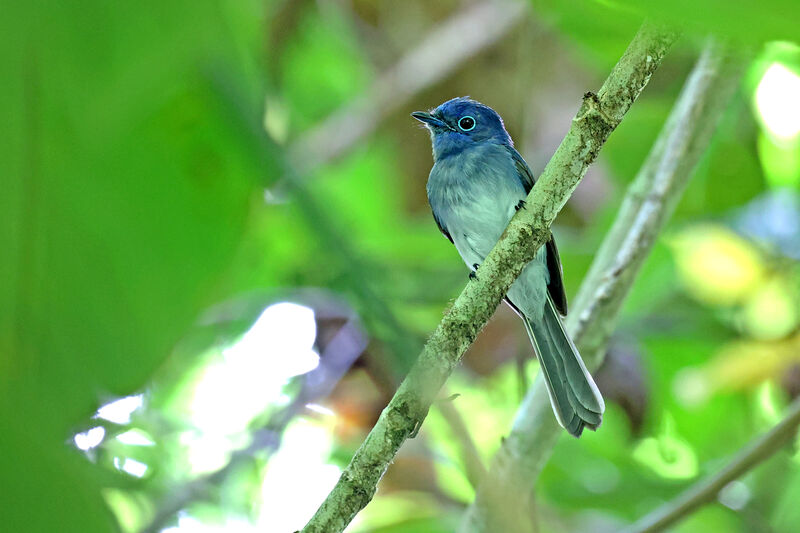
(523, 297, 605, 437)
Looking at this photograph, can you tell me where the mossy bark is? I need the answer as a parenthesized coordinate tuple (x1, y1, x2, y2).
(460, 40, 746, 533)
(301, 21, 677, 533)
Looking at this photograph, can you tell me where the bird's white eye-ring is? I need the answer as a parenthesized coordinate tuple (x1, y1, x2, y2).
(458, 116, 476, 131)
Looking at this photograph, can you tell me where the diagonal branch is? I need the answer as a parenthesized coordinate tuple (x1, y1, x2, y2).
(624, 397, 800, 533)
(299, 21, 676, 533)
(287, 0, 527, 175)
(460, 39, 745, 533)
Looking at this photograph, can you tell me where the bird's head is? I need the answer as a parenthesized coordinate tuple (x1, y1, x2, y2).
(412, 97, 512, 160)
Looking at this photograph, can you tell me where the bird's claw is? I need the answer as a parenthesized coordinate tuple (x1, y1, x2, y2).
(469, 264, 479, 280)
(515, 199, 527, 211)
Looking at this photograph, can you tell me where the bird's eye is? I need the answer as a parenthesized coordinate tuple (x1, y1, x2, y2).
(458, 116, 476, 131)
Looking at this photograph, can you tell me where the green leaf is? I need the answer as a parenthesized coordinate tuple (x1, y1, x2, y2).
(1, 1, 266, 530)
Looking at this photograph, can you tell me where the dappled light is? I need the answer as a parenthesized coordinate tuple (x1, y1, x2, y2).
(162, 514, 258, 533)
(116, 430, 156, 447)
(258, 420, 341, 532)
(671, 224, 765, 306)
(755, 62, 800, 141)
(189, 302, 319, 436)
(96, 395, 144, 425)
(114, 457, 149, 479)
(74, 427, 106, 451)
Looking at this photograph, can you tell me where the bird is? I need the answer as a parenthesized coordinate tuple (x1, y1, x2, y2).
(412, 97, 604, 437)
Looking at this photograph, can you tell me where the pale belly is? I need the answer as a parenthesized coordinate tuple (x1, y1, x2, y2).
(443, 193, 550, 321)
(427, 142, 550, 320)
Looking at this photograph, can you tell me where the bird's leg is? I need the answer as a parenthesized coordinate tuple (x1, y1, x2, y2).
(515, 199, 527, 211)
(469, 263, 479, 280)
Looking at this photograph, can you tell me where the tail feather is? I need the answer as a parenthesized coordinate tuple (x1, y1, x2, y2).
(524, 297, 604, 437)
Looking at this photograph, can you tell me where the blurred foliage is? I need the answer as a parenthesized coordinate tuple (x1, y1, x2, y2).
(4, 0, 800, 532)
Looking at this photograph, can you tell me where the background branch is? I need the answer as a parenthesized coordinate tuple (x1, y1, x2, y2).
(460, 39, 746, 533)
(625, 397, 800, 533)
(286, 0, 526, 175)
(436, 391, 488, 490)
(300, 21, 676, 533)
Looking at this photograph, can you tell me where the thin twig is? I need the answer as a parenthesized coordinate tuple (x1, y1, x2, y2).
(625, 397, 800, 533)
(436, 390, 488, 489)
(460, 39, 746, 533)
(300, 21, 676, 533)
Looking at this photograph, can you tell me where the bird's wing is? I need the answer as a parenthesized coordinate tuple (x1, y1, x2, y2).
(506, 145, 568, 315)
(544, 237, 568, 315)
(507, 145, 535, 194)
(432, 211, 454, 244)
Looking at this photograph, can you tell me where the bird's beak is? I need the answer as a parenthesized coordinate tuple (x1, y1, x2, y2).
(411, 111, 451, 130)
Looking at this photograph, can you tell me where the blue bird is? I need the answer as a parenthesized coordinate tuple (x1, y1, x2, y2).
(412, 97, 604, 437)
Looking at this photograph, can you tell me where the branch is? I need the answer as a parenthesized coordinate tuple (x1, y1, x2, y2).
(567, 41, 746, 367)
(300, 21, 676, 533)
(286, 0, 526, 174)
(460, 40, 745, 533)
(625, 397, 800, 533)
(436, 391, 488, 489)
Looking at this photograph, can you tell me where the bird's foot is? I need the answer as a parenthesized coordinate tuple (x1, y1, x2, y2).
(469, 264, 479, 280)
(515, 199, 527, 211)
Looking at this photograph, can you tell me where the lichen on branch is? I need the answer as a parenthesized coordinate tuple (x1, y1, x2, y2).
(460, 39, 746, 533)
(300, 20, 677, 533)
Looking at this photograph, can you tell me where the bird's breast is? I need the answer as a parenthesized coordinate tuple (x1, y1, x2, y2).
(427, 143, 525, 239)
